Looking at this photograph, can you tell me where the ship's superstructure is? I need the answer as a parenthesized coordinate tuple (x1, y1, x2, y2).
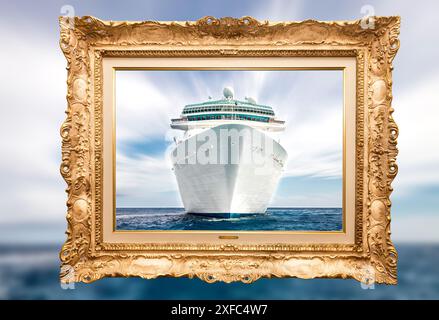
(171, 87, 285, 133)
(170, 87, 287, 217)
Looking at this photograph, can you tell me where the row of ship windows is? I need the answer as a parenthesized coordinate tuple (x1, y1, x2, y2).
(183, 106, 274, 115)
(187, 114, 269, 123)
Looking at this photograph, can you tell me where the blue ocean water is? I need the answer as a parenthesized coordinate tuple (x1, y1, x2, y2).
(0, 244, 438, 299)
(116, 207, 342, 231)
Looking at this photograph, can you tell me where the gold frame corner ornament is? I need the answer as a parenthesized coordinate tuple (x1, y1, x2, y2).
(59, 16, 400, 284)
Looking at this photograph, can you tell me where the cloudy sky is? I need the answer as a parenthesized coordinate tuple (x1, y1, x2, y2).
(116, 70, 343, 208)
(0, 0, 438, 243)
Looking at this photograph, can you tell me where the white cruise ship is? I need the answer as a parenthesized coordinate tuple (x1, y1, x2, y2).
(170, 87, 287, 217)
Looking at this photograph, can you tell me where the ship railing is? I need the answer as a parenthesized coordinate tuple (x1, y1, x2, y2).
(268, 119, 285, 124)
(171, 118, 187, 123)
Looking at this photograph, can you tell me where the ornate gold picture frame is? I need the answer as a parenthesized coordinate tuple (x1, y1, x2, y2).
(59, 16, 400, 284)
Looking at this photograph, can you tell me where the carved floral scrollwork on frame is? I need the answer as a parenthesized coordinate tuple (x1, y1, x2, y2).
(59, 16, 400, 284)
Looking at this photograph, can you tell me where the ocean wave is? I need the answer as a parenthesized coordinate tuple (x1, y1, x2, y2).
(117, 212, 184, 219)
(115, 208, 343, 231)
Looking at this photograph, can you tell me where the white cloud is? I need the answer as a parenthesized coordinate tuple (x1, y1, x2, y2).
(116, 150, 181, 207)
(0, 0, 438, 242)
(115, 70, 344, 207)
(392, 215, 439, 243)
(272, 190, 341, 208)
(116, 73, 176, 142)
(0, 26, 67, 223)
(280, 102, 342, 178)
(250, 0, 305, 21)
(391, 74, 439, 195)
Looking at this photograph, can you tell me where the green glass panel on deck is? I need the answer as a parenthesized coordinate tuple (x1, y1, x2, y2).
(187, 113, 269, 123)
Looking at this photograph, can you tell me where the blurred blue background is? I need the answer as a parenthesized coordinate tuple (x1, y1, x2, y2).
(1, 244, 438, 299)
(0, 0, 438, 299)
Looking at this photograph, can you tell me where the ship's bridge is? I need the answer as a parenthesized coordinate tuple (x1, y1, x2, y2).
(171, 87, 285, 132)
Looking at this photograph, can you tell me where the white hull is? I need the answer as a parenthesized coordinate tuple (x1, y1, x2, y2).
(171, 124, 287, 216)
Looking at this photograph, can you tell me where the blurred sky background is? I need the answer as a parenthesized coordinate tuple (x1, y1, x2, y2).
(0, 0, 438, 299)
(116, 70, 343, 208)
(0, 0, 438, 243)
